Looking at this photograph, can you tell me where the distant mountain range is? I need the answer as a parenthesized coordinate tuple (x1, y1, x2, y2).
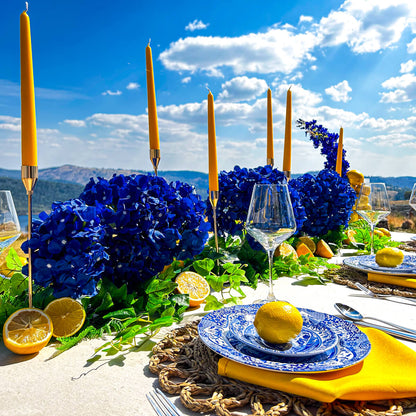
(1, 164, 415, 215)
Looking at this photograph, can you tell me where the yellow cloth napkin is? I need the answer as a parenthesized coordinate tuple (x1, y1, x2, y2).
(218, 328, 416, 402)
(367, 272, 416, 289)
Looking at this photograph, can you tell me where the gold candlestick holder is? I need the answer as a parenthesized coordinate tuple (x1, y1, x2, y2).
(284, 170, 291, 180)
(150, 148, 160, 176)
(209, 190, 219, 253)
(267, 157, 274, 168)
(21, 165, 38, 308)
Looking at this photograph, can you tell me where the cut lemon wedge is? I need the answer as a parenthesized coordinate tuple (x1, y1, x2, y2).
(44, 297, 86, 338)
(175, 271, 210, 307)
(3, 308, 53, 355)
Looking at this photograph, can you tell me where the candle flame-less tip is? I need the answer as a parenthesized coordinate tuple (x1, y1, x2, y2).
(148, 38, 151, 46)
(25, 2, 28, 12)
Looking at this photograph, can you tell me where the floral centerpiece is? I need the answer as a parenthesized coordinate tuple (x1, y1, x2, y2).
(23, 174, 210, 297)
(205, 165, 307, 237)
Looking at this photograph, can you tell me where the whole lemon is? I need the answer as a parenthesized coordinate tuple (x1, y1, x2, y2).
(253, 301, 303, 344)
(375, 247, 404, 267)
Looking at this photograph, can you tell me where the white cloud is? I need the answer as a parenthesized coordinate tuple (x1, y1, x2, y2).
(63, 119, 86, 127)
(185, 19, 209, 32)
(218, 76, 268, 102)
(159, 28, 319, 76)
(101, 90, 122, 96)
(0, 115, 20, 131)
(380, 73, 416, 102)
(400, 60, 416, 73)
(318, 0, 416, 53)
(407, 38, 416, 53)
(181, 77, 191, 84)
(325, 80, 352, 102)
(299, 15, 313, 23)
(126, 82, 140, 90)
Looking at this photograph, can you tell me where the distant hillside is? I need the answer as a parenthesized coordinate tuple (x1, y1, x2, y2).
(2, 165, 415, 215)
(1, 164, 209, 197)
(0, 177, 84, 215)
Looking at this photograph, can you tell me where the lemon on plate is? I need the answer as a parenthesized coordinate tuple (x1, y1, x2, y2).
(3, 308, 53, 355)
(175, 271, 210, 307)
(375, 247, 404, 268)
(253, 301, 303, 344)
(44, 297, 86, 338)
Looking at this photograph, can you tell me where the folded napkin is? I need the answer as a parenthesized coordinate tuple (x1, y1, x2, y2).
(368, 272, 416, 289)
(218, 328, 416, 402)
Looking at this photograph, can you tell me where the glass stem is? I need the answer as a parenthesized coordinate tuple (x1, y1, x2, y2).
(267, 248, 276, 301)
(370, 223, 375, 255)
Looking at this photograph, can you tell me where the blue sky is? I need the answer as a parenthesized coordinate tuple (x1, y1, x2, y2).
(1, 0, 416, 176)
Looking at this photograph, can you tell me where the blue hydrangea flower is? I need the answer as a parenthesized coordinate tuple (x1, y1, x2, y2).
(205, 165, 307, 238)
(79, 174, 210, 291)
(290, 169, 356, 236)
(22, 199, 107, 298)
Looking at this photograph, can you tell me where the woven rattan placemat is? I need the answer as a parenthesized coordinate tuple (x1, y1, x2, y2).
(149, 321, 416, 416)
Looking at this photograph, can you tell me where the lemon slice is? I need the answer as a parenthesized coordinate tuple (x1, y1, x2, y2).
(3, 308, 53, 355)
(175, 271, 210, 307)
(44, 297, 86, 338)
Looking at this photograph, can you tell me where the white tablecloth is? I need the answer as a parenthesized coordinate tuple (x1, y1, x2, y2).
(1, 232, 416, 416)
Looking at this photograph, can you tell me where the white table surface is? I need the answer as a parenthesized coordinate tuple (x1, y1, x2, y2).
(1, 232, 416, 416)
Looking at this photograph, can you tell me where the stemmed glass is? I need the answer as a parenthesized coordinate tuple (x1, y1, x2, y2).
(356, 183, 390, 255)
(0, 190, 21, 255)
(409, 184, 416, 213)
(245, 183, 296, 301)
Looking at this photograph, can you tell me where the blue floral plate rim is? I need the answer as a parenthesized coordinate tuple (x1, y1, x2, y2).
(229, 311, 338, 358)
(198, 304, 371, 373)
(344, 254, 416, 276)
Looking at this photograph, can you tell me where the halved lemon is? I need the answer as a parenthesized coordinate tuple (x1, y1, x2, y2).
(3, 308, 53, 355)
(175, 271, 210, 307)
(44, 297, 86, 338)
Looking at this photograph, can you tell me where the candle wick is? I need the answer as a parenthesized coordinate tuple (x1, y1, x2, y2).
(25, 2, 28, 12)
(288, 85, 292, 91)
(148, 38, 151, 46)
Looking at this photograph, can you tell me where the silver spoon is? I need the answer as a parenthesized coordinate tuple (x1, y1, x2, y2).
(354, 282, 416, 304)
(334, 303, 416, 335)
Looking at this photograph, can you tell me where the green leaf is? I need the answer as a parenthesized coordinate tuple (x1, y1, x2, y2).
(192, 258, 215, 276)
(5, 248, 23, 271)
(204, 295, 224, 311)
(292, 276, 327, 286)
(94, 292, 114, 314)
(102, 308, 136, 320)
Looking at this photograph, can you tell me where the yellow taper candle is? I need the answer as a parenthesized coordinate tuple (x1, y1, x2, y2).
(146, 43, 160, 150)
(208, 91, 219, 192)
(20, 7, 37, 166)
(336, 127, 343, 175)
(267, 88, 274, 163)
(283, 88, 292, 173)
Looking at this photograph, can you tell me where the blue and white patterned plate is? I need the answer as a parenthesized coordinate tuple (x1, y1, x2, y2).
(198, 304, 371, 373)
(344, 255, 416, 276)
(229, 311, 338, 358)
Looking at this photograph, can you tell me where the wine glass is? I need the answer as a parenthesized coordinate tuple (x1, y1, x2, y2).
(0, 190, 21, 254)
(409, 183, 416, 212)
(245, 183, 296, 301)
(356, 183, 390, 255)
